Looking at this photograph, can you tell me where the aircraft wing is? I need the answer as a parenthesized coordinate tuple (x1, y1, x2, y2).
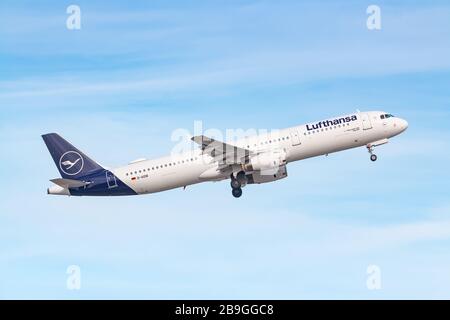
(191, 135, 253, 166)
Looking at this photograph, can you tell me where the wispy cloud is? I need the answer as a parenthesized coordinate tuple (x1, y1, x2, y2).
(2, 2, 450, 109)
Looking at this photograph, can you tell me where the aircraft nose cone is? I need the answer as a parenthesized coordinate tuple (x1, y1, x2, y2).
(398, 119, 408, 132)
(402, 119, 408, 130)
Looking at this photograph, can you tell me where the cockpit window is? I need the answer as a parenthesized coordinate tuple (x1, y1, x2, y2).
(380, 115, 385, 119)
(382, 114, 395, 119)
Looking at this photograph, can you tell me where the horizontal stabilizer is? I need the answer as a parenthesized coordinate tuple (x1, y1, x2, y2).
(50, 178, 90, 188)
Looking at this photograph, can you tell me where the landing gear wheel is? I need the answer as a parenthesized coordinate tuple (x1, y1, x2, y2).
(230, 179, 241, 189)
(236, 171, 247, 183)
(370, 154, 378, 162)
(232, 187, 242, 198)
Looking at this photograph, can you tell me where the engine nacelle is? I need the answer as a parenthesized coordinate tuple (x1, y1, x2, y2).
(246, 165, 288, 184)
(242, 150, 286, 172)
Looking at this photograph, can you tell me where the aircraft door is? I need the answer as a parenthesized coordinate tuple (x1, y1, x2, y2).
(290, 129, 301, 146)
(106, 170, 118, 189)
(361, 113, 373, 130)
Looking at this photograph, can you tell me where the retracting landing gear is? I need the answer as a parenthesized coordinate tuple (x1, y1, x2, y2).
(230, 179, 241, 189)
(230, 171, 247, 198)
(367, 144, 378, 162)
(232, 187, 242, 198)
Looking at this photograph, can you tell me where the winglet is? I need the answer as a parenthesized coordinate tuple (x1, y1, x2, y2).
(192, 135, 214, 150)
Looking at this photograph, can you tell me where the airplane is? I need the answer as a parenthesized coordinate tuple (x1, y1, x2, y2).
(42, 110, 408, 198)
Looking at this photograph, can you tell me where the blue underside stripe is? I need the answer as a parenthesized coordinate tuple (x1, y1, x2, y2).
(68, 170, 137, 196)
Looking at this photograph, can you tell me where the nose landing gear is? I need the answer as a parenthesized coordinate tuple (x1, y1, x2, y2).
(367, 144, 378, 162)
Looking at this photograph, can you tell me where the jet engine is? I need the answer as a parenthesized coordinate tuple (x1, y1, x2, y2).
(242, 150, 287, 172)
(246, 164, 288, 184)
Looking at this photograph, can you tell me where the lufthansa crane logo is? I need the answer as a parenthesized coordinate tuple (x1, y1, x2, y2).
(59, 151, 84, 176)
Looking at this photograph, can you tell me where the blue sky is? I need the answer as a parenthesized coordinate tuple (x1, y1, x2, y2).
(1, 0, 450, 299)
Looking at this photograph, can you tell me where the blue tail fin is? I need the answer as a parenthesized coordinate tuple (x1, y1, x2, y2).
(42, 133, 103, 179)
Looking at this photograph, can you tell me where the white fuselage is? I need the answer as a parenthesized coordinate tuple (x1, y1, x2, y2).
(111, 111, 408, 195)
